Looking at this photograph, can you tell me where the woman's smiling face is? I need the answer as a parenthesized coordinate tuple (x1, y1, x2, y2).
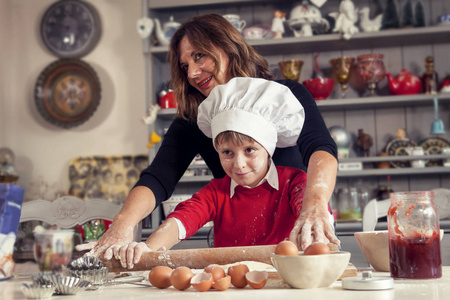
(179, 36, 230, 97)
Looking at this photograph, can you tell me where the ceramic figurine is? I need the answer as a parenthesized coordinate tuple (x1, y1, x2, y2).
(287, 1, 329, 37)
(142, 103, 160, 125)
(359, 7, 382, 32)
(136, 17, 154, 39)
(401, 0, 414, 28)
(381, 0, 400, 29)
(422, 56, 439, 94)
(356, 129, 373, 157)
(147, 131, 162, 148)
(414, 1, 426, 27)
(333, 0, 359, 40)
(271, 10, 286, 39)
(440, 75, 450, 93)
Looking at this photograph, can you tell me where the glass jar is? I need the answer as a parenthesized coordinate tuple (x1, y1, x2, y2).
(387, 191, 442, 279)
(337, 187, 361, 220)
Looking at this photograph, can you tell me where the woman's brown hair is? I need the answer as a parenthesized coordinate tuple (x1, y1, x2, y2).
(169, 14, 272, 120)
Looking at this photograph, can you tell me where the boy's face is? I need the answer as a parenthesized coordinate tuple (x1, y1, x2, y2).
(216, 139, 269, 188)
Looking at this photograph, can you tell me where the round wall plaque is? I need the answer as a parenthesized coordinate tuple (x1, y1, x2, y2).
(35, 59, 101, 128)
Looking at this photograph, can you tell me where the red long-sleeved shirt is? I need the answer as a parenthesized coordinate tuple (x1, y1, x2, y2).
(167, 166, 307, 247)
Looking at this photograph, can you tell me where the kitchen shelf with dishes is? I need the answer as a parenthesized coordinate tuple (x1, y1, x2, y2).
(143, 0, 450, 235)
(157, 94, 450, 117)
(149, 25, 450, 59)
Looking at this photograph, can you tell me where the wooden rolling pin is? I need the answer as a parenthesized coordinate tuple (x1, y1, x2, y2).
(101, 245, 276, 272)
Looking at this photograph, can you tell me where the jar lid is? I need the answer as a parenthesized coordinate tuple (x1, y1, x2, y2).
(342, 271, 394, 290)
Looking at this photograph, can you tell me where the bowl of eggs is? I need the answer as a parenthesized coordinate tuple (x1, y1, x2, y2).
(270, 241, 350, 289)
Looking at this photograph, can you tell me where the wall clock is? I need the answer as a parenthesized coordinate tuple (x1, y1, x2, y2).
(385, 138, 417, 168)
(40, 0, 102, 58)
(420, 137, 450, 167)
(34, 59, 101, 128)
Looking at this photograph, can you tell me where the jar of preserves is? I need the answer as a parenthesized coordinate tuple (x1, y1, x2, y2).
(387, 191, 442, 279)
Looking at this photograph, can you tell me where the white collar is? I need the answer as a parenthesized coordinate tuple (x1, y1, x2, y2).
(230, 159, 279, 198)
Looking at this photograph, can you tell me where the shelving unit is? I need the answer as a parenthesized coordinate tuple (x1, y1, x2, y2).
(158, 94, 450, 116)
(143, 0, 450, 232)
(150, 25, 450, 58)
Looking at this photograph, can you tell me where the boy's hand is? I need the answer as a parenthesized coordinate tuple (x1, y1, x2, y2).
(113, 242, 155, 269)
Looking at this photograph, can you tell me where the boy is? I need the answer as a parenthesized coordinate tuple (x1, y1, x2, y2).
(116, 78, 312, 268)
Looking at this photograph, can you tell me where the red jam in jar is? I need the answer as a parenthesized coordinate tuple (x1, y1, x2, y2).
(388, 191, 442, 279)
(389, 233, 442, 279)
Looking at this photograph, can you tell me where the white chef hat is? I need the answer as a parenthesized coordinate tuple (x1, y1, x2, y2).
(197, 77, 305, 156)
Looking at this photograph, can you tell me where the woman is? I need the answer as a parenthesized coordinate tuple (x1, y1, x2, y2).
(77, 14, 339, 260)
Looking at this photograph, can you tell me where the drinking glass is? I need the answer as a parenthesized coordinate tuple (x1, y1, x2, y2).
(279, 59, 303, 82)
(330, 57, 355, 98)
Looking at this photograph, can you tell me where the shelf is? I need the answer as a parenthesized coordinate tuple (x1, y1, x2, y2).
(180, 175, 213, 182)
(150, 26, 450, 59)
(179, 167, 450, 182)
(158, 108, 177, 120)
(337, 166, 450, 177)
(157, 94, 450, 119)
(316, 94, 450, 111)
(148, 0, 267, 9)
(342, 154, 450, 162)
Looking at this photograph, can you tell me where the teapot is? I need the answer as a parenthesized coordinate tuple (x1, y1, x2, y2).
(158, 89, 177, 109)
(405, 146, 428, 168)
(154, 16, 180, 46)
(386, 68, 422, 95)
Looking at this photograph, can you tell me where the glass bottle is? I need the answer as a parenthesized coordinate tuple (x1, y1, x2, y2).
(387, 191, 442, 279)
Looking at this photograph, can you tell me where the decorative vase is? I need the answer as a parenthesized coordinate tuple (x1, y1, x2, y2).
(357, 53, 386, 96)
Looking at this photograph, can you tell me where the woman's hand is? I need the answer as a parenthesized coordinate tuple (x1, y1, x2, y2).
(75, 220, 135, 260)
(76, 187, 157, 259)
(288, 151, 339, 250)
(289, 205, 340, 250)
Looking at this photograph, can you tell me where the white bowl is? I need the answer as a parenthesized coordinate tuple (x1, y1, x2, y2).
(162, 194, 192, 217)
(270, 251, 351, 289)
(354, 229, 444, 272)
(354, 230, 390, 272)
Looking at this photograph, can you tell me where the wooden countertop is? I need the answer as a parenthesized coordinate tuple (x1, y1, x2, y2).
(2, 262, 449, 300)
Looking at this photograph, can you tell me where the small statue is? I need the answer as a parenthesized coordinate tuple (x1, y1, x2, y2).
(333, 0, 359, 40)
(271, 10, 286, 39)
(422, 56, 439, 94)
(359, 7, 382, 32)
(356, 129, 373, 157)
(147, 131, 162, 148)
(0, 147, 18, 180)
(142, 103, 161, 125)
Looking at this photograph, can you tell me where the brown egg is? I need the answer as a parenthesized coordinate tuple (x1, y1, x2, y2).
(227, 264, 249, 288)
(274, 240, 299, 256)
(190, 272, 213, 292)
(212, 275, 231, 291)
(170, 266, 194, 290)
(204, 264, 226, 282)
(303, 242, 331, 255)
(148, 266, 173, 289)
(245, 270, 268, 289)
